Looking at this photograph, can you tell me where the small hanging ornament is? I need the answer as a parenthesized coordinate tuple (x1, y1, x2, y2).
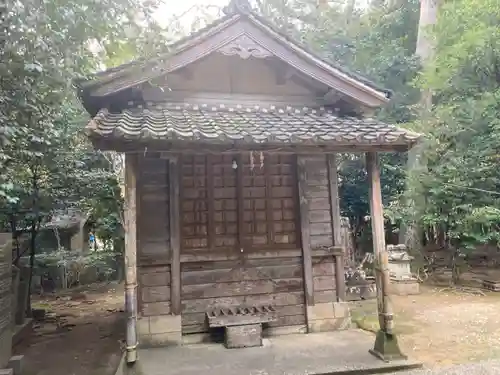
(259, 151, 264, 169)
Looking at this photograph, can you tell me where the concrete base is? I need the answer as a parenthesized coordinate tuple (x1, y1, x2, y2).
(225, 324, 262, 348)
(389, 280, 420, 296)
(7, 355, 24, 375)
(137, 315, 182, 348)
(307, 302, 352, 333)
(369, 330, 407, 362)
(0, 326, 11, 369)
(115, 330, 422, 375)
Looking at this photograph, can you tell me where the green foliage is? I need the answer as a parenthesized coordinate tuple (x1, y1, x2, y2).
(0, 0, 168, 271)
(404, 0, 500, 251)
(26, 247, 120, 289)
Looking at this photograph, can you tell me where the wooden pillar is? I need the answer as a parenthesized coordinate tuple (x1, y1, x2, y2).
(366, 152, 406, 361)
(124, 153, 138, 363)
(169, 157, 181, 315)
(236, 153, 245, 252)
(327, 154, 346, 302)
(296, 156, 314, 309)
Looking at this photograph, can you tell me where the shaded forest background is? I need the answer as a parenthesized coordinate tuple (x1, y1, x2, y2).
(1, 0, 500, 286)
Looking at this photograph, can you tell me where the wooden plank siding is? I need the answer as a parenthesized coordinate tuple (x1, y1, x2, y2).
(137, 154, 170, 264)
(137, 153, 171, 317)
(139, 265, 172, 316)
(298, 156, 338, 304)
(180, 257, 306, 333)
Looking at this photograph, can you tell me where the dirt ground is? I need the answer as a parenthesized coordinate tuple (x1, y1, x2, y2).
(13, 282, 125, 375)
(351, 285, 500, 368)
(13, 282, 500, 374)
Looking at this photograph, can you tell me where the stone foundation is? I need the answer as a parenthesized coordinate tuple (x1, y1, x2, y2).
(306, 302, 351, 333)
(389, 279, 420, 295)
(482, 279, 500, 292)
(225, 324, 262, 348)
(346, 282, 377, 301)
(137, 315, 182, 348)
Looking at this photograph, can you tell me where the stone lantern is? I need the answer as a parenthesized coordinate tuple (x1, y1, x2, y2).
(387, 244, 420, 295)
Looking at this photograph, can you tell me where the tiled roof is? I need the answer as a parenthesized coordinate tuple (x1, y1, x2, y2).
(87, 103, 421, 148)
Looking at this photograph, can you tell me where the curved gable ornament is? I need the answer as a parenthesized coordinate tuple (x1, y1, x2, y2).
(218, 35, 272, 59)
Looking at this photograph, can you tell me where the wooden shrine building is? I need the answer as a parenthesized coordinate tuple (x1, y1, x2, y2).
(77, 0, 420, 358)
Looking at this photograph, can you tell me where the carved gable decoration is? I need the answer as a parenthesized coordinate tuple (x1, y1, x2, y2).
(77, 1, 394, 113)
(217, 35, 272, 59)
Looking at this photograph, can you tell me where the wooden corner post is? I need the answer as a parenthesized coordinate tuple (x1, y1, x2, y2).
(169, 157, 181, 316)
(296, 156, 315, 330)
(327, 154, 346, 301)
(124, 153, 138, 364)
(366, 152, 406, 361)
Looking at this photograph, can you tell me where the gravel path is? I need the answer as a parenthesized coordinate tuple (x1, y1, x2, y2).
(392, 360, 500, 374)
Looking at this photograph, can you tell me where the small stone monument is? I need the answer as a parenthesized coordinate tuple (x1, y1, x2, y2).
(345, 267, 377, 301)
(387, 244, 420, 295)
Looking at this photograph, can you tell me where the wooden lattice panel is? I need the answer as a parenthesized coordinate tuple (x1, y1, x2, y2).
(211, 155, 238, 248)
(181, 155, 209, 250)
(242, 155, 269, 247)
(180, 153, 299, 251)
(268, 154, 297, 246)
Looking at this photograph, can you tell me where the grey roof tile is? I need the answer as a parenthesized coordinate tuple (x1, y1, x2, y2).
(87, 103, 421, 148)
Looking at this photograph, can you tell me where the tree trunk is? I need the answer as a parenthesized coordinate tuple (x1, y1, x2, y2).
(344, 0, 356, 24)
(400, 0, 441, 250)
(416, 0, 441, 109)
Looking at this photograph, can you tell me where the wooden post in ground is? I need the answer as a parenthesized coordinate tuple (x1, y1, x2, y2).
(124, 153, 138, 364)
(366, 152, 406, 361)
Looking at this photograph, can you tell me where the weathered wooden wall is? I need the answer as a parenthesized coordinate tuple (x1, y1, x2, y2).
(181, 257, 306, 334)
(136, 152, 346, 338)
(178, 153, 305, 334)
(299, 156, 337, 303)
(141, 53, 323, 106)
(137, 154, 171, 317)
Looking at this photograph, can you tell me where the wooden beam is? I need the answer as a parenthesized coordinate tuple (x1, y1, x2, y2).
(366, 153, 385, 258)
(138, 247, 344, 266)
(327, 154, 346, 302)
(91, 138, 414, 154)
(124, 153, 138, 362)
(366, 152, 406, 360)
(366, 152, 386, 328)
(169, 157, 181, 315)
(264, 152, 274, 246)
(296, 156, 314, 309)
(206, 154, 215, 250)
(236, 154, 245, 252)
